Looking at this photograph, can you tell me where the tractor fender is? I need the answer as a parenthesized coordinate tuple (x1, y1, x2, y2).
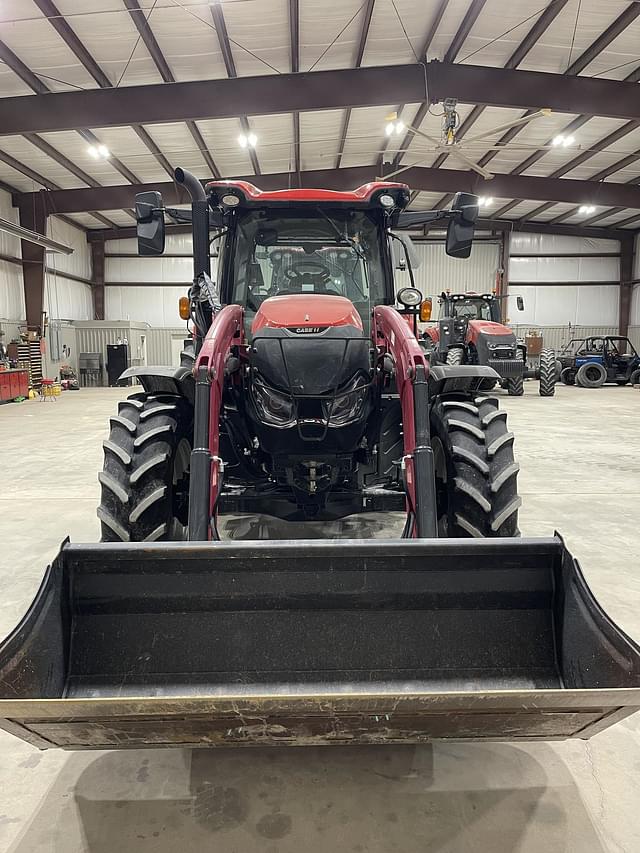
(119, 365, 195, 405)
(428, 363, 500, 396)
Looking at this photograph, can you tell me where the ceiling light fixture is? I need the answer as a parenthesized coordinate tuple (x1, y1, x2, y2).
(552, 134, 576, 147)
(384, 120, 405, 137)
(478, 196, 493, 207)
(239, 133, 258, 148)
(88, 144, 110, 159)
(578, 204, 596, 215)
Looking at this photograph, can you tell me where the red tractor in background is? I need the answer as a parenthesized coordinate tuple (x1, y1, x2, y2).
(423, 291, 556, 396)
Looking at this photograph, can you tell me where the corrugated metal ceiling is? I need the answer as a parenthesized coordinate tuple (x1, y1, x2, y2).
(0, 0, 637, 231)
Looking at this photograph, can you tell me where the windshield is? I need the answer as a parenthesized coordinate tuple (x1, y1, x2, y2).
(440, 297, 493, 321)
(228, 209, 386, 326)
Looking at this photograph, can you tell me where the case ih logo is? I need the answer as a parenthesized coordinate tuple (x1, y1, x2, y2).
(289, 326, 326, 334)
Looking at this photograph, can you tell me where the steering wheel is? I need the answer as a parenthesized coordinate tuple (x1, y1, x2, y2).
(283, 259, 332, 289)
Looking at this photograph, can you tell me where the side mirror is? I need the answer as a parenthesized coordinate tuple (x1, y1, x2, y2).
(446, 192, 479, 259)
(136, 191, 165, 256)
(516, 296, 524, 311)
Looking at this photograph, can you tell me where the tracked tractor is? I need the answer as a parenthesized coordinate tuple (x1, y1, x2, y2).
(423, 291, 557, 396)
(0, 169, 638, 751)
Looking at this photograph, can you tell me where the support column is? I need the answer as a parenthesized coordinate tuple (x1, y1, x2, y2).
(619, 236, 634, 343)
(497, 230, 510, 322)
(91, 239, 105, 320)
(18, 200, 47, 332)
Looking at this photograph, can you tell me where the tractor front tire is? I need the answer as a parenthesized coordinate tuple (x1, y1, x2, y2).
(98, 393, 193, 542)
(446, 347, 465, 365)
(538, 348, 556, 397)
(631, 368, 640, 387)
(576, 362, 606, 388)
(560, 367, 575, 385)
(430, 394, 521, 538)
(506, 375, 524, 396)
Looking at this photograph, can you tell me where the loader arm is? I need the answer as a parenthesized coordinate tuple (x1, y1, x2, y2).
(373, 306, 436, 537)
(190, 304, 244, 539)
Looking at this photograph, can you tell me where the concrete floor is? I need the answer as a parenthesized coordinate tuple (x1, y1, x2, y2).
(0, 382, 639, 852)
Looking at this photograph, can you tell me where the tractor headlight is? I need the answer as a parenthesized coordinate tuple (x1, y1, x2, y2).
(323, 374, 368, 427)
(251, 377, 295, 428)
(221, 193, 241, 208)
(397, 287, 423, 308)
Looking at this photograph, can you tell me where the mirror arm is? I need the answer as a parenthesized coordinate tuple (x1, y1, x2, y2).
(395, 209, 454, 230)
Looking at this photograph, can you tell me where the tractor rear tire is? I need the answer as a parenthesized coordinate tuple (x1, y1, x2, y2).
(506, 375, 524, 396)
(98, 393, 193, 542)
(576, 362, 606, 388)
(430, 394, 521, 538)
(446, 347, 464, 365)
(538, 348, 556, 397)
(560, 367, 575, 385)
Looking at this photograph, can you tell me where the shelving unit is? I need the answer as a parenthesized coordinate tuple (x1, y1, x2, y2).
(16, 340, 43, 389)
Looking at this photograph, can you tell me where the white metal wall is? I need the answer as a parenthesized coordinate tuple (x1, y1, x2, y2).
(0, 188, 25, 322)
(510, 233, 620, 256)
(105, 286, 190, 327)
(632, 286, 640, 326)
(509, 233, 620, 327)
(408, 241, 500, 301)
(631, 236, 640, 330)
(507, 285, 620, 326)
(105, 233, 196, 326)
(45, 217, 93, 320)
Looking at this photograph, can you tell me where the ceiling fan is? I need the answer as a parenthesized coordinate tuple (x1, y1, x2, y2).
(377, 99, 553, 181)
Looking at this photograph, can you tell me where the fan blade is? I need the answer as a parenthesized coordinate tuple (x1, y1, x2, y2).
(445, 146, 495, 179)
(462, 109, 551, 145)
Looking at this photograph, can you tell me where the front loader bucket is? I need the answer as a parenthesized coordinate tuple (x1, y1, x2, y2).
(1, 537, 639, 750)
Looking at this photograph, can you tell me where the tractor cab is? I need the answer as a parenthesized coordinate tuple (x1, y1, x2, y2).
(224, 206, 390, 339)
(438, 291, 502, 323)
(189, 180, 417, 342)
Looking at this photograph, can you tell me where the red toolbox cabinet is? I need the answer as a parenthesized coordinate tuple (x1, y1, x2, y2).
(0, 369, 29, 402)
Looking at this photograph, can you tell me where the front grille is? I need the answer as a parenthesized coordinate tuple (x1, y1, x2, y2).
(488, 358, 524, 378)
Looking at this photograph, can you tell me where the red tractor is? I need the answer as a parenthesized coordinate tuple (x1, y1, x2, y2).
(1, 168, 640, 753)
(423, 291, 556, 396)
(98, 170, 519, 540)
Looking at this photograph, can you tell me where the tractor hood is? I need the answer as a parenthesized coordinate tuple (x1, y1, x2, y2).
(250, 295, 370, 397)
(468, 319, 514, 337)
(252, 294, 363, 335)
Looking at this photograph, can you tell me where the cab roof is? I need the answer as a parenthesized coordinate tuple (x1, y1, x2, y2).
(205, 180, 411, 210)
